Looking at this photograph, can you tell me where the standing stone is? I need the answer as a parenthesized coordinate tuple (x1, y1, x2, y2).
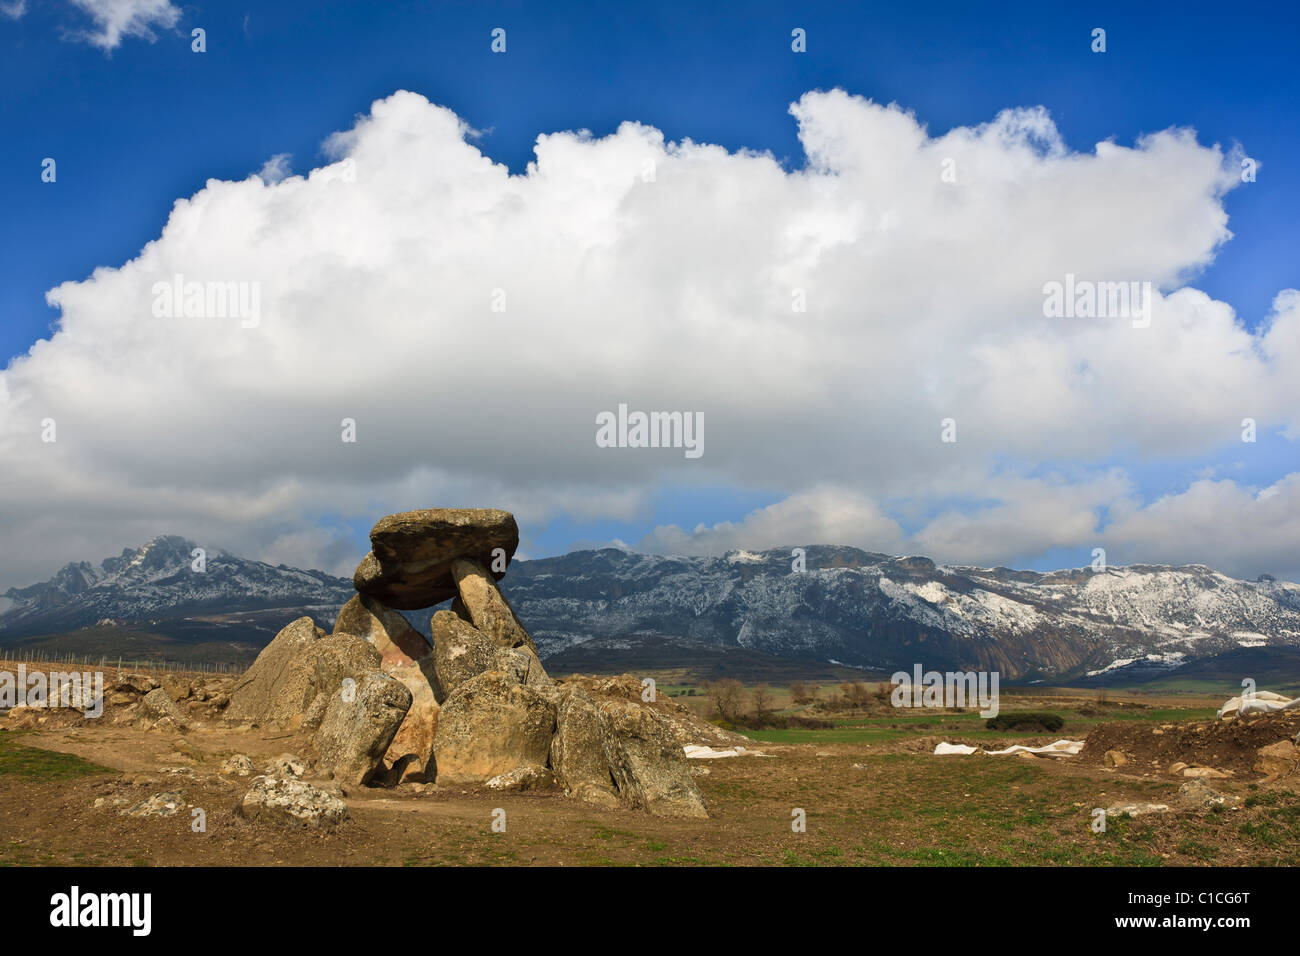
(550, 686, 620, 809)
(333, 594, 441, 783)
(226, 617, 325, 727)
(312, 633, 383, 700)
(431, 671, 556, 784)
(314, 671, 412, 787)
(431, 609, 499, 700)
(599, 698, 708, 819)
(353, 508, 519, 609)
(450, 558, 539, 656)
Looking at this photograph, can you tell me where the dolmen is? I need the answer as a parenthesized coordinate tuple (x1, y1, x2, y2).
(226, 508, 708, 818)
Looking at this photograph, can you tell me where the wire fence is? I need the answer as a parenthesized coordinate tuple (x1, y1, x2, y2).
(0, 649, 244, 678)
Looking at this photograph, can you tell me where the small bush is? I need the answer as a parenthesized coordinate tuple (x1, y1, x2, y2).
(984, 711, 1064, 732)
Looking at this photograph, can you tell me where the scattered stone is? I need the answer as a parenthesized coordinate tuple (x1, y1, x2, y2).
(1104, 750, 1129, 768)
(1255, 740, 1299, 777)
(486, 765, 555, 791)
(237, 776, 348, 828)
(1105, 802, 1172, 818)
(220, 754, 255, 776)
(313, 671, 412, 787)
(137, 688, 188, 731)
(161, 674, 193, 702)
(263, 753, 306, 778)
(121, 791, 185, 818)
(1179, 779, 1238, 809)
(353, 508, 519, 609)
(1183, 767, 1232, 779)
(1168, 762, 1189, 775)
(114, 674, 159, 695)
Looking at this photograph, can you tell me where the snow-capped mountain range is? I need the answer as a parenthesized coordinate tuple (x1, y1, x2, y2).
(0, 535, 353, 637)
(505, 546, 1300, 680)
(3, 537, 1299, 681)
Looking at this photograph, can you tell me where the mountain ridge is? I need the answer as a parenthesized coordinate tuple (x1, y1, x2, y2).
(3, 537, 1299, 682)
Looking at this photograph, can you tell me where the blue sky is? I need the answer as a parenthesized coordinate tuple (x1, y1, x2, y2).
(1, 0, 1297, 583)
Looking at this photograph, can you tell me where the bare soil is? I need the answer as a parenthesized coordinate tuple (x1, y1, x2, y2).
(4, 702, 1299, 866)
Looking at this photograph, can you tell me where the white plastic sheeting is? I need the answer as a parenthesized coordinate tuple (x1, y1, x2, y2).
(1216, 691, 1299, 718)
(683, 745, 768, 758)
(933, 738, 1084, 757)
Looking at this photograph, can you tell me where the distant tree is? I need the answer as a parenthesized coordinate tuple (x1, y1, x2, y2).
(752, 684, 776, 723)
(704, 678, 746, 723)
(790, 680, 811, 704)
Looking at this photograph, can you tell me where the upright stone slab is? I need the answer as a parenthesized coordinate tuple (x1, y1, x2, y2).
(450, 557, 539, 656)
(599, 698, 709, 819)
(314, 671, 412, 787)
(333, 594, 441, 782)
(549, 685, 620, 809)
(431, 671, 556, 784)
(226, 616, 325, 727)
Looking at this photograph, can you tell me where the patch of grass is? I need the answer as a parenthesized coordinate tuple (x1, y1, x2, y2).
(0, 732, 112, 779)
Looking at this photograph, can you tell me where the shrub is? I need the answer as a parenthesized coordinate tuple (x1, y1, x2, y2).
(984, 711, 1064, 732)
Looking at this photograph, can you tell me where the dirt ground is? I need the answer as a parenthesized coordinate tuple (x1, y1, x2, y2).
(3, 708, 1299, 866)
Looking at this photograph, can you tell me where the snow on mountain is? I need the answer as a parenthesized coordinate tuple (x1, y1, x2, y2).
(3, 538, 1298, 681)
(0, 535, 354, 637)
(504, 546, 1300, 680)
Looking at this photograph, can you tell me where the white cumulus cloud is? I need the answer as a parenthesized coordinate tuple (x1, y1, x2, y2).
(2, 89, 1297, 587)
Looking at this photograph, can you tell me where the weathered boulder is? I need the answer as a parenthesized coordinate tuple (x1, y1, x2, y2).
(334, 594, 434, 666)
(161, 674, 193, 702)
(432, 671, 556, 784)
(220, 754, 255, 776)
(1255, 740, 1299, 777)
(431, 610, 548, 699)
(114, 673, 159, 696)
(451, 557, 539, 655)
(354, 508, 519, 609)
(1104, 750, 1129, 768)
(496, 645, 551, 689)
(486, 765, 555, 791)
(137, 688, 188, 731)
(599, 698, 708, 819)
(313, 671, 412, 787)
(226, 616, 325, 726)
(1179, 779, 1238, 809)
(312, 632, 383, 700)
(263, 753, 307, 778)
(238, 776, 348, 828)
(121, 791, 185, 818)
(431, 609, 498, 699)
(333, 594, 441, 783)
(549, 685, 620, 809)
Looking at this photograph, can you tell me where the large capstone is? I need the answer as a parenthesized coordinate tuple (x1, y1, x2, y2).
(353, 508, 518, 609)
